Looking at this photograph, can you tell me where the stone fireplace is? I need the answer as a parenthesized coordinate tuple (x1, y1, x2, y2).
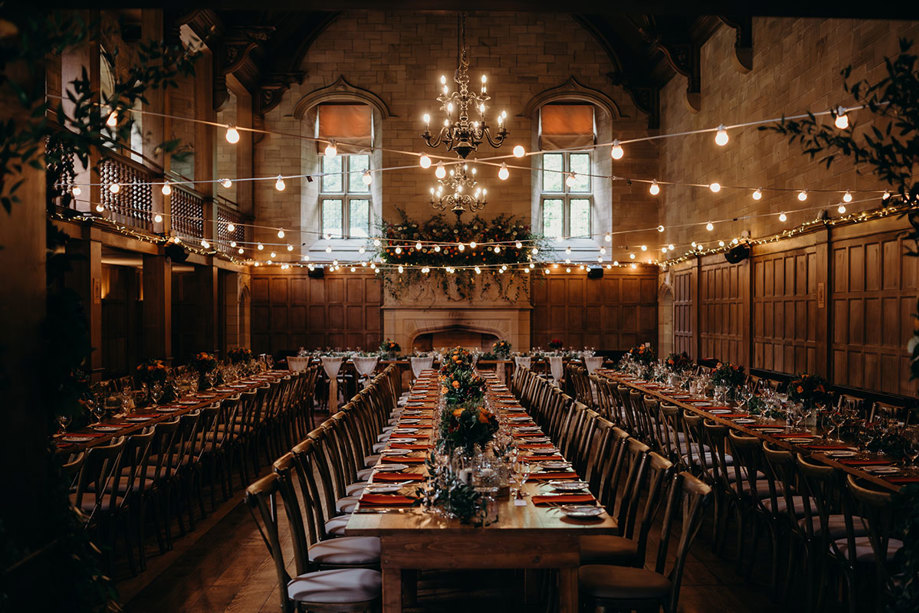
(382, 275, 531, 351)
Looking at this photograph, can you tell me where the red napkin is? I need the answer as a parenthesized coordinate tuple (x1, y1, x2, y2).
(704, 406, 735, 411)
(371, 471, 426, 482)
(518, 443, 555, 449)
(885, 476, 919, 484)
(523, 455, 565, 462)
(527, 472, 580, 481)
(513, 432, 546, 438)
(359, 494, 417, 507)
(773, 433, 817, 439)
(747, 424, 785, 430)
(805, 444, 854, 450)
(710, 413, 751, 419)
(389, 443, 432, 451)
(381, 455, 426, 464)
(390, 432, 424, 439)
(531, 494, 596, 506)
(838, 459, 893, 466)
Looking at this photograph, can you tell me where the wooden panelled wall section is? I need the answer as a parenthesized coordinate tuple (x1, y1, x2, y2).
(669, 218, 918, 397)
(531, 268, 658, 349)
(250, 271, 382, 355)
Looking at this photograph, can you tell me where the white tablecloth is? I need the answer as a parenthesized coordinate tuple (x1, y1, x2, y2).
(410, 356, 434, 378)
(352, 356, 379, 377)
(584, 356, 604, 374)
(287, 356, 311, 372)
(514, 356, 531, 370)
(321, 356, 343, 378)
(548, 356, 564, 382)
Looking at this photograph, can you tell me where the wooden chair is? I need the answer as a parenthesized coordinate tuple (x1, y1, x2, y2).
(245, 472, 381, 613)
(578, 471, 712, 613)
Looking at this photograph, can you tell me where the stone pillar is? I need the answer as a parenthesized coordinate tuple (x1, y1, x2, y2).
(196, 263, 219, 354)
(143, 253, 172, 360)
(66, 238, 103, 378)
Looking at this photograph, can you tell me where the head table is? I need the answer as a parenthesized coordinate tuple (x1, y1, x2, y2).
(346, 370, 617, 613)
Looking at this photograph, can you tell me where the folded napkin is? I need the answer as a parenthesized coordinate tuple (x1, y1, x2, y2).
(885, 476, 919, 484)
(390, 432, 424, 439)
(704, 406, 735, 411)
(804, 444, 854, 450)
(518, 443, 555, 449)
(711, 413, 751, 419)
(513, 432, 546, 438)
(838, 459, 892, 466)
(359, 494, 418, 507)
(773, 433, 817, 439)
(381, 455, 426, 464)
(389, 443, 433, 451)
(527, 472, 580, 481)
(531, 494, 596, 506)
(746, 424, 786, 429)
(371, 472, 426, 482)
(523, 455, 565, 462)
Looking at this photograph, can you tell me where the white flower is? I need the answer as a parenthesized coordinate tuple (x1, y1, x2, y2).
(909, 336, 919, 355)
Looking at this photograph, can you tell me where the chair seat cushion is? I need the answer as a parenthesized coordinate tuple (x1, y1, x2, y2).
(356, 467, 375, 481)
(346, 481, 368, 496)
(287, 568, 381, 604)
(325, 514, 351, 537)
(364, 454, 381, 467)
(761, 495, 815, 517)
(579, 535, 640, 566)
(337, 496, 359, 514)
(833, 536, 903, 563)
(308, 536, 381, 565)
(800, 514, 868, 539)
(372, 442, 388, 454)
(579, 564, 672, 602)
(681, 451, 733, 468)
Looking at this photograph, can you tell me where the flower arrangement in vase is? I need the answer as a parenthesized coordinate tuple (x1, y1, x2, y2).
(227, 347, 253, 364)
(441, 368, 487, 407)
(665, 352, 694, 373)
(787, 372, 831, 409)
(379, 339, 401, 358)
(548, 339, 564, 351)
(492, 340, 512, 359)
(438, 401, 499, 457)
(439, 346, 474, 377)
(192, 352, 219, 390)
(135, 359, 176, 404)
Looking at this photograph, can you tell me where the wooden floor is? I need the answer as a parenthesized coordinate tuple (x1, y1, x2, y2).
(121, 493, 812, 613)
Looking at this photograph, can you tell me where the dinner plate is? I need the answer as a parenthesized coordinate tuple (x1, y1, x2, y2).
(373, 463, 409, 472)
(733, 418, 756, 424)
(393, 428, 418, 434)
(62, 435, 96, 442)
(125, 416, 153, 422)
(864, 466, 900, 474)
(365, 483, 404, 493)
(530, 448, 559, 455)
(550, 481, 589, 492)
(91, 425, 124, 432)
(540, 461, 572, 470)
(561, 505, 604, 519)
(757, 428, 786, 434)
(382, 448, 413, 456)
(515, 426, 542, 433)
(826, 450, 858, 458)
(709, 409, 733, 414)
(785, 437, 815, 444)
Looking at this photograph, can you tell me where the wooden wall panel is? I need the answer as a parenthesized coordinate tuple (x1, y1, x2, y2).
(531, 268, 657, 350)
(831, 231, 918, 396)
(672, 267, 696, 358)
(250, 270, 383, 356)
(752, 247, 818, 376)
(699, 260, 747, 364)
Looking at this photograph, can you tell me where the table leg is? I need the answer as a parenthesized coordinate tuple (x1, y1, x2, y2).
(403, 569, 418, 606)
(382, 566, 403, 613)
(329, 377, 338, 414)
(558, 567, 578, 613)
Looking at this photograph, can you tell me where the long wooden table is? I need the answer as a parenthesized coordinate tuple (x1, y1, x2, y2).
(346, 370, 616, 613)
(599, 369, 919, 492)
(52, 370, 291, 454)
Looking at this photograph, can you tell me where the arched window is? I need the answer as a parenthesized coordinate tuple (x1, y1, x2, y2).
(538, 103, 595, 239)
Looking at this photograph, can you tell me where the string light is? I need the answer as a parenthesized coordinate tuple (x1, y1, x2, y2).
(493, 246, 501, 253)
(779, 212, 787, 222)
(221, 178, 232, 188)
(798, 190, 808, 201)
(474, 266, 481, 274)
(277, 229, 285, 238)
(362, 170, 373, 185)
(604, 233, 611, 243)
(71, 185, 81, 196)
(154, 214, 163, 223)
(270, 251, 277, 258)
(752, 188, 762, 200)
(359, 246, 366, 254)
(513, 145, 525, 158)
(498, 163, 509, 181)
(640, 245, 647, 252)
(225, 126, 240, 144)
(515, 240, 522, 248)
(649, 180, 660, 196)
(458, 243, 465, 252)
(324, 141, 337, 157)
(398, 265, 403, 274)
(275, 175, 286, 191)
(435, 162, 446, 179)
(883, 191, 891, 200)
(161, 182, 172, 195)
(714, 125, 729, 146)
(843, 191, 853, 202)
(565, 172, 576, 188)
(834, 107, 849, 129)
(238, 247, 244, 254)
(106, 111, 118, 127)
(709, 182, 721, 193)
(610, 139, 624, 160)
(434, 245, 441, 252)
(415, 241, 423, 250)
(109, 183, 120, 194)
(419, 155, 432, 169)
(202, 239, 210, 249)
(706, 222, 714, 231)
(394, 246, 402, 254)
(838, 203, 847, 214)
(257, 243, 264, 250)
(287, 244, 293, 251)
(470, 241, 477, 249)
(226, 223, 236, 233)
(657, 225, 665, 232)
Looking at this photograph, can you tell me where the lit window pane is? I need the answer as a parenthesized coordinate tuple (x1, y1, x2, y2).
(349, 199, 370, 237)
(570, 199, 591, 238)
(322, 199, 343, 237)
(543, 199, 563, 238)
(569, 153, 591, 192)
(321, 156, 342, 192)
(349, 155, 370, 193)
(542, 153, 563, 192)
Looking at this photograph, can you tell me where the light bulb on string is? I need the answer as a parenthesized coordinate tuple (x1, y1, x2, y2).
(882, 191, 891, 200)
(257, 243, 264, 251)
(838, 203, 847, 214)
(106, 111, 118, 127)
(515, 241, 522, 249)
(715, 124, 729, 146)
(373, 239, 381, 247)
(277, 229, 285, 239)
(718, 240, 725, 247)
(434, 245, 441, 252)
(498, 163, 509, 181)
(398, 265, 404, 274)
(419, 155, 432, 169)
(531, 247, 538, 255)
(640, 245, 647, 252)
(95, 204, 105, 213)
(225, 126, 240, 144)
(435, 163, 446, 179)
(270, 251, 277, 258)
(834, 107, 849, 129)
(752, 188, 762, 200)
(565, 172, 576, 188)
(611, 139, 624, 160)
(493, 246, 500, 253)
(359, 246, 366, 254)
(600, 247, 606, 255)
(657, 225, 665, 233)
(706, 222, 714, 231)
(109, 183, 120, 194)
(779, 212, 787, 222)
(238, 248, 244, 254)
(668, 244, 674, 250)
(287, 244, 293, 252)
(161, 182, 172, 195)
(649, 180, 660, 196)
(230, 241, 237, 248)
(604, 233, 612, 243)
(154, 214, 163, 223)
(362, 170, 373, 186)
(324, 141, 337, 157)
(275, 175, 286, 191)
(71, 185, 82, 196)
(843, 191, 853, 203)
(798, 190, 808, 201)
(470, 241, 477, 249)
(202, 240, 211, 249)
(458, 243, 465, 252)
(709, 182, 721, 193)
(227, 223, 235, 233)
(326, 246, 333, 253)
(565, 245, 572, 255)
(513, 145, 526, 158)
(474, 266, 481, 275)
(394, 246, 402, 254)
(415, 241, 423, 250)
(221, 178, 232, 188)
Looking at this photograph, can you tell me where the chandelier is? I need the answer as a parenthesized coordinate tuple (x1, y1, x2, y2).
(421, 13, 508, 159)
(429, 162, 487, 218)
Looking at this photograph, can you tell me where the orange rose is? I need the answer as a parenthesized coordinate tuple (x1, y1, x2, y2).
(796, 385, 804, 394)
(452, 380, 460, 388)
(441, 386, 448, 394)
(453, 408, 464, 418)
(477, 410, 492, 424)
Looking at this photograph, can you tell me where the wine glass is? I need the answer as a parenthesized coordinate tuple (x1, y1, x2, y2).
(91, 398, 106, 423)
(150, 382, 164, 406)
(57, 414, 71, 434)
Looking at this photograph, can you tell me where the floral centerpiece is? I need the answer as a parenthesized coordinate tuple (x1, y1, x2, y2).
(787, 372, 831, 409)
(192, 352, 219, 390)
(665, 352, 694, 373)
(439, 347, 474, 377)
(629, 343, 656, 366)
(134, 358, 176, 403)
(441, 368, 487, 406)
(227, 347, 253, 364)
(418, 454, 484, 524)
(439, 401, 499, 456)
(711, 362, 746, 389)
(379, 339, 401, 358)
(492, 340, 512, 359)
(548, 339, 564, 350)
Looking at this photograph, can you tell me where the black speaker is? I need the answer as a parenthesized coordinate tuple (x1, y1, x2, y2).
(164, 242, 188, 263)
(307, 266, 325, 279)
(724, 243, 751, 264)
(586, 267, 604, 279)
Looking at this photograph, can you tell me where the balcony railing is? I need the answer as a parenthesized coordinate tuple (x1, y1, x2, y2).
(99, 154, 155, 231)
(170, 183, 205, 241)
(216, 199, 251, 254)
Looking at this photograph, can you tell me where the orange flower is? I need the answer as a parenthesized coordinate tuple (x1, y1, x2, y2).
(452, 380, 460, 388)
(477, 410, 492, 424)
(796, 385, 804, 394)
(441, 386, 448, 394)
(453, 408, 464, 418)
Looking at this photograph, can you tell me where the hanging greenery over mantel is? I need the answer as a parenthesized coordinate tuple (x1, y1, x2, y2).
(373, 209, 546, 301)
